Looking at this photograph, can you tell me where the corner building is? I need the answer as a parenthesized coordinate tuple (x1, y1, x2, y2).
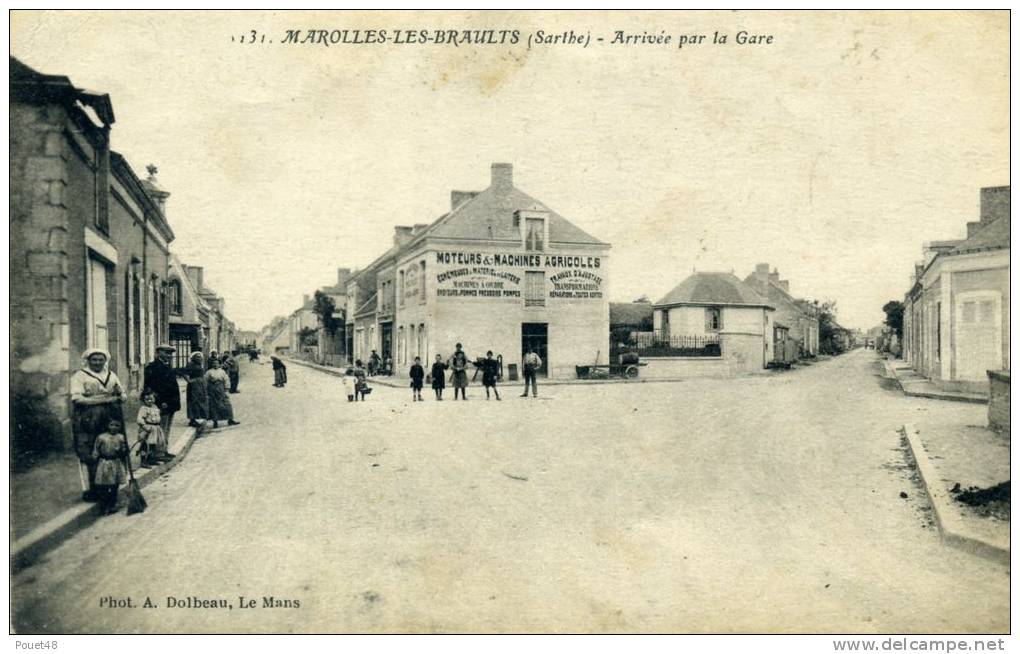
(391, 163, 610, 379)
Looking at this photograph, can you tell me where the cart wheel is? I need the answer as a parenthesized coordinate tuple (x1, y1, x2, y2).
(625, 365, 639, 378)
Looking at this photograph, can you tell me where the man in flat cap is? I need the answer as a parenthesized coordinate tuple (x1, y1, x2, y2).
(144, 344, 182, 449)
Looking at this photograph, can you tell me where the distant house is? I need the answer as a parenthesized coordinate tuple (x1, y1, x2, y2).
(743, 263, 819, 358)
(903, 186, 1010, 393)
(646, 272, 775, 378)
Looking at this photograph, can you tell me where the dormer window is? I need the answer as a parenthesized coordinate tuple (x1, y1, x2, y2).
(525, 217, 545, 252)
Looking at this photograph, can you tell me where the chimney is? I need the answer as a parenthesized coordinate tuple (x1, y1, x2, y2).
(966, 221, 983, 238)
(979, 186, 1009, 225)
(394, 225, 414, 248)
(779, 280, 790, 293)
(412, 223, 430, 235)
(186, 265, 204, 292)
(337, 267, 352, 289)
(303, 294, 310, 305)
(755, 262, 769, 275)
(451, 191, 478, 211)
(768, 270, 779, 284)
(491, 163, 513, 191)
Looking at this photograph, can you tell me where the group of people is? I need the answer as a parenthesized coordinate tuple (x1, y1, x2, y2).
(184, 349, 243, 430)
(70, 344, 241, 515)
(398, 343, 543, 402)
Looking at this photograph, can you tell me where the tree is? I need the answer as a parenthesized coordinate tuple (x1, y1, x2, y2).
(809, 299, 845, 355)
(312, 290, 343, 335)
(297, 326, 318, 347)
(882, 300, 904, 341)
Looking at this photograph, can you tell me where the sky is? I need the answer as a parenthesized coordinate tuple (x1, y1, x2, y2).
(10, 10, 1009, 332)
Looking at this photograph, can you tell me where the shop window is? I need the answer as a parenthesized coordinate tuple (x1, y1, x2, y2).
(525, 218, 545, 252)
(525, 271, 545, 307)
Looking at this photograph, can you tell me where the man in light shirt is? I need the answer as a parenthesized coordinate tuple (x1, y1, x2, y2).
(521, 349, 542, 398)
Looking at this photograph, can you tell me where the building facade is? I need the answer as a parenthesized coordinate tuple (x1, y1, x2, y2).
(903, 186, 1010, 393)
(11, 57, 174, 455)
(743, 263, 819, 358)
(342, 163, 610, 379)
(649, 272, 775, 377)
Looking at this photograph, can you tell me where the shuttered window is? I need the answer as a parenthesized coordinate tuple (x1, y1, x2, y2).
(87, 257, 109, 351)
(525, 271, 545, 307)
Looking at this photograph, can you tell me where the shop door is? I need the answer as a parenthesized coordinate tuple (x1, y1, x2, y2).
(955, 294, 1001, 381)
(380, 323, 393, 364)
(521, 323, 548, 376)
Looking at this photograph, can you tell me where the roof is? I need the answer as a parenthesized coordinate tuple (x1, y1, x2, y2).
(655, 272, 772, 308)
(354, 292, 378, 318)
(609, 302, 654, 326)
(950, 217, 1009, 255)
(407, 182, 607, 248)
(10, 57, 114, 125)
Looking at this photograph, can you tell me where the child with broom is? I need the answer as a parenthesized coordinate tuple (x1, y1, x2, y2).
(91, 418, 129, 516)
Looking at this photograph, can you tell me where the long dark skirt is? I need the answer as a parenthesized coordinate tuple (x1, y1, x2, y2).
(274, 367, 287, 386)
(72, 401, 124, 461)
(206, 378, 234, 421)
(186, 376, 209, 420)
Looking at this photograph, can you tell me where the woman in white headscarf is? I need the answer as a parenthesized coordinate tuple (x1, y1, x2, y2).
(69, 348, 124, 502)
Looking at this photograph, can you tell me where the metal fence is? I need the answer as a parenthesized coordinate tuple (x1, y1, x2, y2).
(631, 331, 722, 357)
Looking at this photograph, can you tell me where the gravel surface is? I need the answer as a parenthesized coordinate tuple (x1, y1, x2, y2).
(10, 351, 1008, 633)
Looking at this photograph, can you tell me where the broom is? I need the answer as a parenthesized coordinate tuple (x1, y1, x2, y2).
(124, 439, 148, 515)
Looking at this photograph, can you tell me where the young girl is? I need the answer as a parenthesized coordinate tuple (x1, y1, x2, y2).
(482, 351, 501, 401)
(91, 418, 128, 515)
(409, 357, 425, 402)
(431, 354, 447, 401)
(353, 361, 369, 401)
(136, 389, 168, 467)
(342, 369, 357, 402)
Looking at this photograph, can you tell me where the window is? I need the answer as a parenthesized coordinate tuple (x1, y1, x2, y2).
(525, 218, 545, 252)
(419, 324, 426, 361)
(935, 302, 941, 360)
(398, 271, 405, 307)
(705, 307, 722, 332)
(86, 256, 109, 351)
(409, 324, 416, 359)
(525, 271, 546, 307)
(132, 275, 142, 363)
(169, 279, 182, 315)
(419, 260, 426, 301)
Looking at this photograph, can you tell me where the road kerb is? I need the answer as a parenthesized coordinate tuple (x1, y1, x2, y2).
(901, 423, 1009, 565)
(11, 422, 205, 571)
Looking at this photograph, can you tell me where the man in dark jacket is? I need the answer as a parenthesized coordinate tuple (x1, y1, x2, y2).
(144, 344, 182, 444)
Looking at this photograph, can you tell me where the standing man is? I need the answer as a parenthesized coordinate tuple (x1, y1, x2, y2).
(224, 350, 240, 393)
(450, 343, 470, 401)
(521, 348, 542, 398)
(144, 344, 182, 446)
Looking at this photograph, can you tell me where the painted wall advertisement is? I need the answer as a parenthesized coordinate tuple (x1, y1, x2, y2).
(431, 250, 604, 301)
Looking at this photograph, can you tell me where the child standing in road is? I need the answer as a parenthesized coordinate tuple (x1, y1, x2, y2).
(409, 357, 425, 402)
(342, 369, 357, 402)
(431, 354, 447, 401)
(91, 418, 128, 515)
(482, 351, 501, 401)
(136, 389, 168, 467)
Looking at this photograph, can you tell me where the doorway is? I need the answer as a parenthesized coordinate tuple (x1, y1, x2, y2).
(521, 322, 548, 376)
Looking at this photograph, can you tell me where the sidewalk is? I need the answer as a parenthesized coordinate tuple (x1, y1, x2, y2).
(11, 380, 204, 570)
(903, 421, 1009, 563)
(883, 358, 988, 403)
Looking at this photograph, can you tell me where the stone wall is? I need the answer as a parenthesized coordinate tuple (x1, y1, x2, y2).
(987, 370, 1010, 435)
(10, 102, 75, 456)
